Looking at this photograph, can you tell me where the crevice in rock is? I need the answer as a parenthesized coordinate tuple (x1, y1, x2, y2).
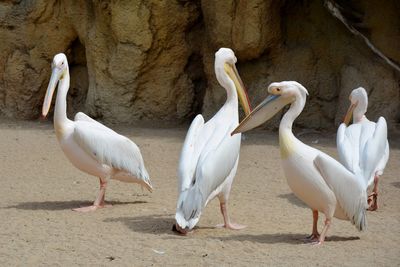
(183, 0, 206, 119)
(65, 37, 88, 118)
(185, 53, 207, 119)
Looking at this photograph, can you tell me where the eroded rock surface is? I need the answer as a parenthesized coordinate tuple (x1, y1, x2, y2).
(0, 0, 399, 131)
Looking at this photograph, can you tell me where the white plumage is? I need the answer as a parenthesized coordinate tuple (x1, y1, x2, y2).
(174, 48, 251, 233)
(42, 53, 152, 212)
(232, 81, 370, 244)
(337, 87, 389, 211)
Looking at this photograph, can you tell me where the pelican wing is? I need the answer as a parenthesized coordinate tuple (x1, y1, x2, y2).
(177, 115, 206, 192)
(359, 117, 388, 185)
(74, 112, 113, 133)
(314, 153, 368, 231)
(73, 121, 151, 189)
(337, 123, 361, 174)
(181, 121, 240, 222)
(376, 142, 389, 176)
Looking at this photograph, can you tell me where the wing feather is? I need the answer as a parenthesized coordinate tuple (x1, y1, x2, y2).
(359, 117, 388, 186)
(74, 112, 113, 133)
(181, 122, 240, 222)
(337, 123, 361, 174)
(73, 121, 151, 189)
(177, 115, 205, 192)
(314, 153, 368, 231)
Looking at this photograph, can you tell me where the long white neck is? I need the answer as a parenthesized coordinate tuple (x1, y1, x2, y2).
(215, 66, 238, 119)
(352, 93, 368, 123)
(353, 104, 367, 123)
(279, 95, 305, 134)
(54, 71, 71, 131)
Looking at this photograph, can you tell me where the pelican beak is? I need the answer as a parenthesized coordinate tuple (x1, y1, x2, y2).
(42, 67, 61, 117)
(231, 94, 291, 135)
(343, 102, 357, 126)
(224, 63, 252, 116)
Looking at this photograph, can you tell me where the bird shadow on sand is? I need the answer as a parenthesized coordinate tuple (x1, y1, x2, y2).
(391, 182, 400, 189)
(278, 193, 308, 209)
(104, 214, 178, 236)
(213, 233, 360, 245)
(103, 214, 216, 237)
(4, 200, 147, 211)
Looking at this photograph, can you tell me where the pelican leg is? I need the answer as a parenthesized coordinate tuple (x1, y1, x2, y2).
(73, 178, 111, 212)
(216, 202, 246, 230)
(304, 210, 320, 242)
(314, 218, 331, 245)
(367, 175, 379, 211)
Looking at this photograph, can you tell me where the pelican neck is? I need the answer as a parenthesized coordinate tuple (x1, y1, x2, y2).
(54, 73, 71, 130)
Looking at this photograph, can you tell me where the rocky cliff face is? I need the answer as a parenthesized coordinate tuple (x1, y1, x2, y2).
(0, 0, 399, 131)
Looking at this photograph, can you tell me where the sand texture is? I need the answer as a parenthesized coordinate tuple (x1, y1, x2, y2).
(0, 121, 399, 266)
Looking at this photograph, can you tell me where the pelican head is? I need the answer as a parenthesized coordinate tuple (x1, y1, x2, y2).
(231, 81, 308, 135)
(42, 53, 69, 117)
(343, 87, 368, 125)
(215, 48, 252, 116)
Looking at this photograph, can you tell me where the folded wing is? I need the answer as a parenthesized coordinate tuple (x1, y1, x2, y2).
(73, 121, 151, 190)
(182, 122, 240, 222)
(314, 153, 368, 231)
(359, 117, 388, 187)
(337, 123, 361, 174)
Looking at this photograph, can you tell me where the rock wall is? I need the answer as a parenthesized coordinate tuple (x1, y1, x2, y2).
(0, 0, 399, 132)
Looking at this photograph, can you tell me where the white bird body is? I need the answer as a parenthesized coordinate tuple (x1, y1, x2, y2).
(337, 87, 389, 210)
(280, 131, 348, 221)
(232, 81, 370, 244)
(42, 53, 152, 212)
(175, 48, 251, 233)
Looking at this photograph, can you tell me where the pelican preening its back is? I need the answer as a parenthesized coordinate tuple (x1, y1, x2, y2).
(42, 53, 152, 212)
(337, 87, 389, 211)
(232, 81, 372, 245)
(174, 48, 251, 234)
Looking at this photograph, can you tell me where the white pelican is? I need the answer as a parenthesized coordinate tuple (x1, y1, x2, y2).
(42, 53, 152, 212)
(231, 81, 385, 244)
(337, 87, 389, 211)
(174, 48, 252, 234)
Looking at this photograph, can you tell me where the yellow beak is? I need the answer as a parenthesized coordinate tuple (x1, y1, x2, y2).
(224, 63, 252, 116)
(231, 94, 291, 135)
(42, 67, 61, 117)
(343, 102, 357, 126)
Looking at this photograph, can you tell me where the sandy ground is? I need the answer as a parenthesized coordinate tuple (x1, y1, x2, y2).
(0, 120, 399, 266)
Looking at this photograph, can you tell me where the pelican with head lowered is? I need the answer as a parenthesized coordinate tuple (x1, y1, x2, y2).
(337, 87, 389, 211)
(174, 48, 251, 234)
(42, 53, 152, 212)
(232, 81, 380, 245)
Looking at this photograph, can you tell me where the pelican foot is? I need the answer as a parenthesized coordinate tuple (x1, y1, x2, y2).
(303, 233, 320, 243)
(367, 192, 378, 211)
(311, 240, 323, 246)
(215, 223, 246, 230)
(72, 204, 112, 212)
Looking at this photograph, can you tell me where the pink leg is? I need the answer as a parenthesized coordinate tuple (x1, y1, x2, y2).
(313, 218, 331, 245)
(304, 210, 320, 242)
(73, 178, 111, 212)
(216, 202, 246, 230)
(367, 175, 379, 211)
